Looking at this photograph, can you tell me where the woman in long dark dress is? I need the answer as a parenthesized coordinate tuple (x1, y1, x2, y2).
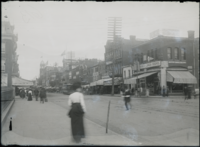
(68, 82, 86, 143)
(28, 89, 33, 101)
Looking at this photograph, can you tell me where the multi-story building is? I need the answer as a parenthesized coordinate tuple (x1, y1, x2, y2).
(127, 29, 198, 95)
(1, 19, 18, 115)
(104, 36, 148, 92)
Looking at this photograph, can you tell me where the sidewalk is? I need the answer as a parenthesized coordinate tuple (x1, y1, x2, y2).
(1, 96, 138, 146)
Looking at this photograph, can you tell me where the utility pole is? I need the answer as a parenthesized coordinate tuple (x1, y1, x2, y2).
(108, 17, 122, 96)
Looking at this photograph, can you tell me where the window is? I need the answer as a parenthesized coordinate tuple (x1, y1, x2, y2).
(1, 43, 5, 53)
(167, 48, 172, 59)
(124, 71, 126, 78)
(128, 70, 130, 78)
(181, 48, 186, 60)
(151, 50, 154, 59)
(155, 49, 158, 59)
(174, 48, 179, 59)
(140, 53, 143, 63)
(1, 60, 5, 71)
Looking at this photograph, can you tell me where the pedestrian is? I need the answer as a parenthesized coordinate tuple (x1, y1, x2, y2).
(27, 89, 33, 101)
(34, 88, 39, 101)
(39, 88, 45, 103)
(184, 86, 188, 100)
(124, 86, 132, 110)
(187, 87, 191, 99)
(166, 86, 169, 97)
(146, 87, 149, 97)
(162, 86, 166, 97)
(21, 89, 25, 98)
(140, 86, 143, 97)
(68, 82, 86, 143)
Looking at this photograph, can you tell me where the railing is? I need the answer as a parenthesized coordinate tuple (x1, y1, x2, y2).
(1, 88, 14, 113)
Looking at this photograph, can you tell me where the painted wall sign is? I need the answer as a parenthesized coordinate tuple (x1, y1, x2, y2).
(140, 61, 161, 69)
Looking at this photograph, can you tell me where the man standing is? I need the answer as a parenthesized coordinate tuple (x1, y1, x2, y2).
(184, 86, 188, 100)
(123, 86, 131, 111)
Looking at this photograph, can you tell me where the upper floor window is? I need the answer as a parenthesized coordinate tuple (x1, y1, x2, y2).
(124, 71, 126, 78)
(151, 50, 154, 59)
(1, 43, 5, 53)
(174, 48, 179, 59)
(155, 48, 158, 59)
(167, 48, 172, 59)
(1, 60, 5, 72)
(181, 48, 186, 60)
(128, 70, 131, 78)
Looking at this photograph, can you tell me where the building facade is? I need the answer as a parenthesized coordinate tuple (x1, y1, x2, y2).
(1, 19, 18, 114)
(129, 30, 198, 95)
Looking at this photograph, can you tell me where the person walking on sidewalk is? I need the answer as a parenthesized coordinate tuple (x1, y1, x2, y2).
(166, 86, 169, 97)
(162, 86, 166, 97)
(39, 87, 45, 103)
(184, 86, 188, 100)
(34, 88, 39, 101)
(27, 89, 33, 101)
(68, 82, 86, 143)
(123, 86, 131, 111)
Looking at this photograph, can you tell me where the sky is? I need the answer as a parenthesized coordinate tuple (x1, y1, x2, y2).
(2, 2, 199, 80)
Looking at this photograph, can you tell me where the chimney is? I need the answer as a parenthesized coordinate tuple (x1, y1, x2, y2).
(188, 30, 195, 39)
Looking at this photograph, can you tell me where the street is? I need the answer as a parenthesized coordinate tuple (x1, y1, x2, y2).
(48, 92, 199, 145)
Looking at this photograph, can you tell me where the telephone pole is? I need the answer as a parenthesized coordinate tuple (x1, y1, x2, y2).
(107, 17, 122, 96)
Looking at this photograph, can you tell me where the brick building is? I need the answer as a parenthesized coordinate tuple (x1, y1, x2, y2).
(127, 30, 198, 95)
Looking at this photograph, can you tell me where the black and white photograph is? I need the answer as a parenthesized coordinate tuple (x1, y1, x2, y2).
(1, 1, 199, 146)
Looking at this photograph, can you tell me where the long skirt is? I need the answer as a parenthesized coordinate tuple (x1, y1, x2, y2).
(28, 94, 32, 101)
(70, 103, 85, 142)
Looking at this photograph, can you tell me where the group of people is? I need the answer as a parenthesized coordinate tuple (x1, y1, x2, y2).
(18, 87, 47, 103)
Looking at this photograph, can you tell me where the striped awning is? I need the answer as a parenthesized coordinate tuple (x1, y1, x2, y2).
(167, 71, 197, 84)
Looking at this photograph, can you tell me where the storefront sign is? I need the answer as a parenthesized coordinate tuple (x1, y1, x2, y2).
(140, 61, 161, 69)
(1, 73, 8, 86)
(168, 61, 186, 64)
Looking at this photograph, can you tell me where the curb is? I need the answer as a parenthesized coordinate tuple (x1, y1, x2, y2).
(1, 99, 15, 128)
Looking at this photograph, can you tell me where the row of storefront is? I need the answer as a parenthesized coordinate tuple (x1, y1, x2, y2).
(82, 61, 197, 95)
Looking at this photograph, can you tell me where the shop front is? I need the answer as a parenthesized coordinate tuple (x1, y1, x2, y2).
(103, 77, 122, 94)
(166, 70, 197, 94)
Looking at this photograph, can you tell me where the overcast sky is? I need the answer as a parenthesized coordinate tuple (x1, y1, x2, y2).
(2, 2, 199, 80)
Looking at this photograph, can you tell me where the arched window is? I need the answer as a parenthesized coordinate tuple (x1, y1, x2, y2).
(174, 48, 179, 59)
(167, 48, 172, 59)
(181, 48, 186, 60)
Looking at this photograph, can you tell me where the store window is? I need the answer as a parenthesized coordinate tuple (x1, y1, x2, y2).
(181, 48, 186, 60)
(174, 48, 179, 59)
(167, 48, 172, 59)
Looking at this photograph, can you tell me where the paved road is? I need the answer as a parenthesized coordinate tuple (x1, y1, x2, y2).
(48, 92, 199, 145)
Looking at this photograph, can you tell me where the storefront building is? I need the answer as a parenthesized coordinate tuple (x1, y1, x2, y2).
(130, 30, 198, 95)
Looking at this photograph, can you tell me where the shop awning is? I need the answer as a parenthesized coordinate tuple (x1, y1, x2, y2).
(167, 71, 197, 84)
(12, 76, 34, 86)
(103, 77, 122, 86)
(126, 72, 158, 84)
(96, 78, 112, 85)
(90, 81, 97, 86)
